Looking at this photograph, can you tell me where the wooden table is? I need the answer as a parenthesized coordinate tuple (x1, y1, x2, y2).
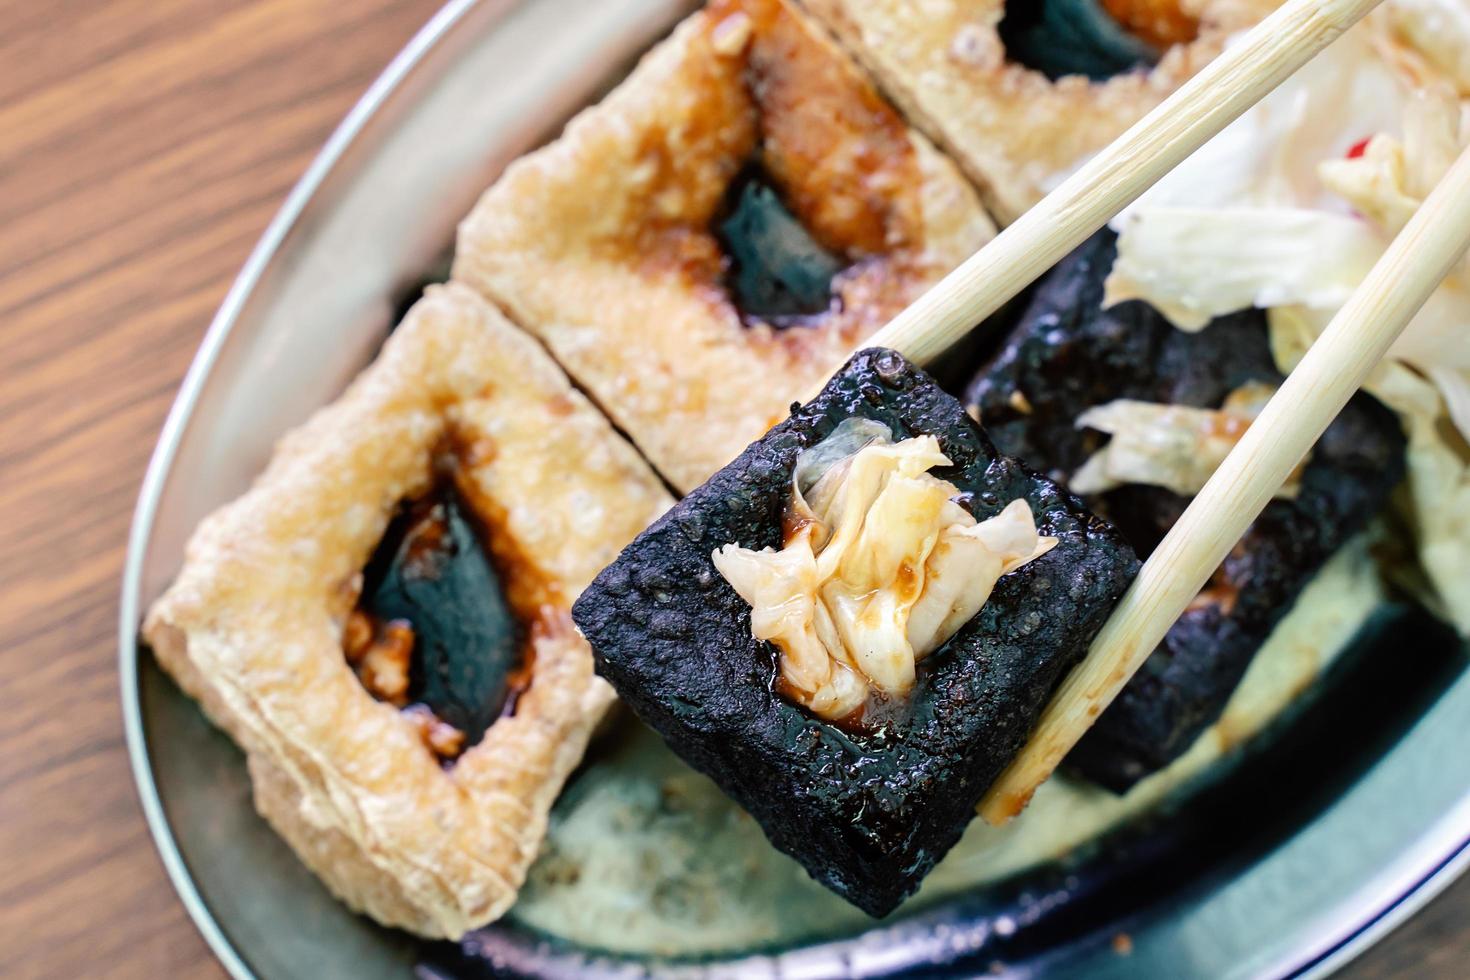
(0, 1, 1463, 976)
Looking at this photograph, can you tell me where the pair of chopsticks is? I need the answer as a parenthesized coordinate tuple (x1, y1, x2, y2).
(852, 0, 1470, 823)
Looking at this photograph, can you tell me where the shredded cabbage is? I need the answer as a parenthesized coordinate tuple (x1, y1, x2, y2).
(1388, 0, 1470, 92)
(1070, 383, 1299, 499)
(1104, 208, 1384, 330)
(1273, 306, 1470, 633)
(1097, 8, 1470, 632)
(712, 428, 1056, 721)
(1113, 20, 1408, 218)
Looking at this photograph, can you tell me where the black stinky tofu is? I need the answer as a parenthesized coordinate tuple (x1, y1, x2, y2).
(572, 348, 1139, 915)
(967, 231, 1407, 791)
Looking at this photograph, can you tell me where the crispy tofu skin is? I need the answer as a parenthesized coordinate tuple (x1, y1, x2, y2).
(967, 232, 1407, 791)
(453, 0, 993, 493)
(573, 349, 1138, 915)
(142, 285, 672, 937)
(800, 0, 1280, 224)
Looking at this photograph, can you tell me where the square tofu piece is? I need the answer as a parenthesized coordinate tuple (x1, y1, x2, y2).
(143, 286, 672, 937)
(968, 232, 1406, 790)
(801, 0, 1274, 223)
(572, 349, 1138, 915)
(454, 0, 994, 492)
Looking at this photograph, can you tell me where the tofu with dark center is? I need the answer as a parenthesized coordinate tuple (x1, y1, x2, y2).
(572, 349, 1139, 915)
(358, 482, 523, 750)
(967, 231, 1407, 791)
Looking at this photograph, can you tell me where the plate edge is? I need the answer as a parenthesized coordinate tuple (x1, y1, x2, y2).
(116, 2, 508, 976)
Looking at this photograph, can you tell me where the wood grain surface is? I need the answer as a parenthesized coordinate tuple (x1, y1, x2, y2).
(0, 1, 1462, 978)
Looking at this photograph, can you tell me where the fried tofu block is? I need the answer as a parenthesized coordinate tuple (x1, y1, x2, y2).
(454, 0, 993, 493)
(967, 232, 1406, 790)
(801, 0, 1278, 223)
(573, 349, 1138, 914)
(143, 286, 672, 937)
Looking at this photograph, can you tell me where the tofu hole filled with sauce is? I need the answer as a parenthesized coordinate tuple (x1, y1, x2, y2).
(712, 418, 1056, 729)
(997, 0, 1199, 81)
(345, 475, 530, 762)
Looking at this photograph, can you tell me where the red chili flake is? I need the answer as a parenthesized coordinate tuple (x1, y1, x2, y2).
(1347, 137, 1372, 160)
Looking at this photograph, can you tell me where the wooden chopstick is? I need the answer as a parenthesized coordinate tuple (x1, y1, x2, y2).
(864, 0, 1385, 366)
(979, 140, 1470, 825)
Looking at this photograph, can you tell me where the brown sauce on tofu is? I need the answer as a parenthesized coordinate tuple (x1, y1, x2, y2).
(621, 0, 932, 345)
(346, 461, 555, 762)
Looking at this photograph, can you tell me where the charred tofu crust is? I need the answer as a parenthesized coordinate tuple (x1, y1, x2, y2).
(573, 349, 1138, 916)
(967, 232, 1407, 791)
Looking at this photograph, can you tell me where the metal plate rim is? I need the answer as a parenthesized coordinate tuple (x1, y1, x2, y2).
(116, 2, 506, 977)
(115, 1, 1470, 976)
(1295, 834, 1470, 979)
